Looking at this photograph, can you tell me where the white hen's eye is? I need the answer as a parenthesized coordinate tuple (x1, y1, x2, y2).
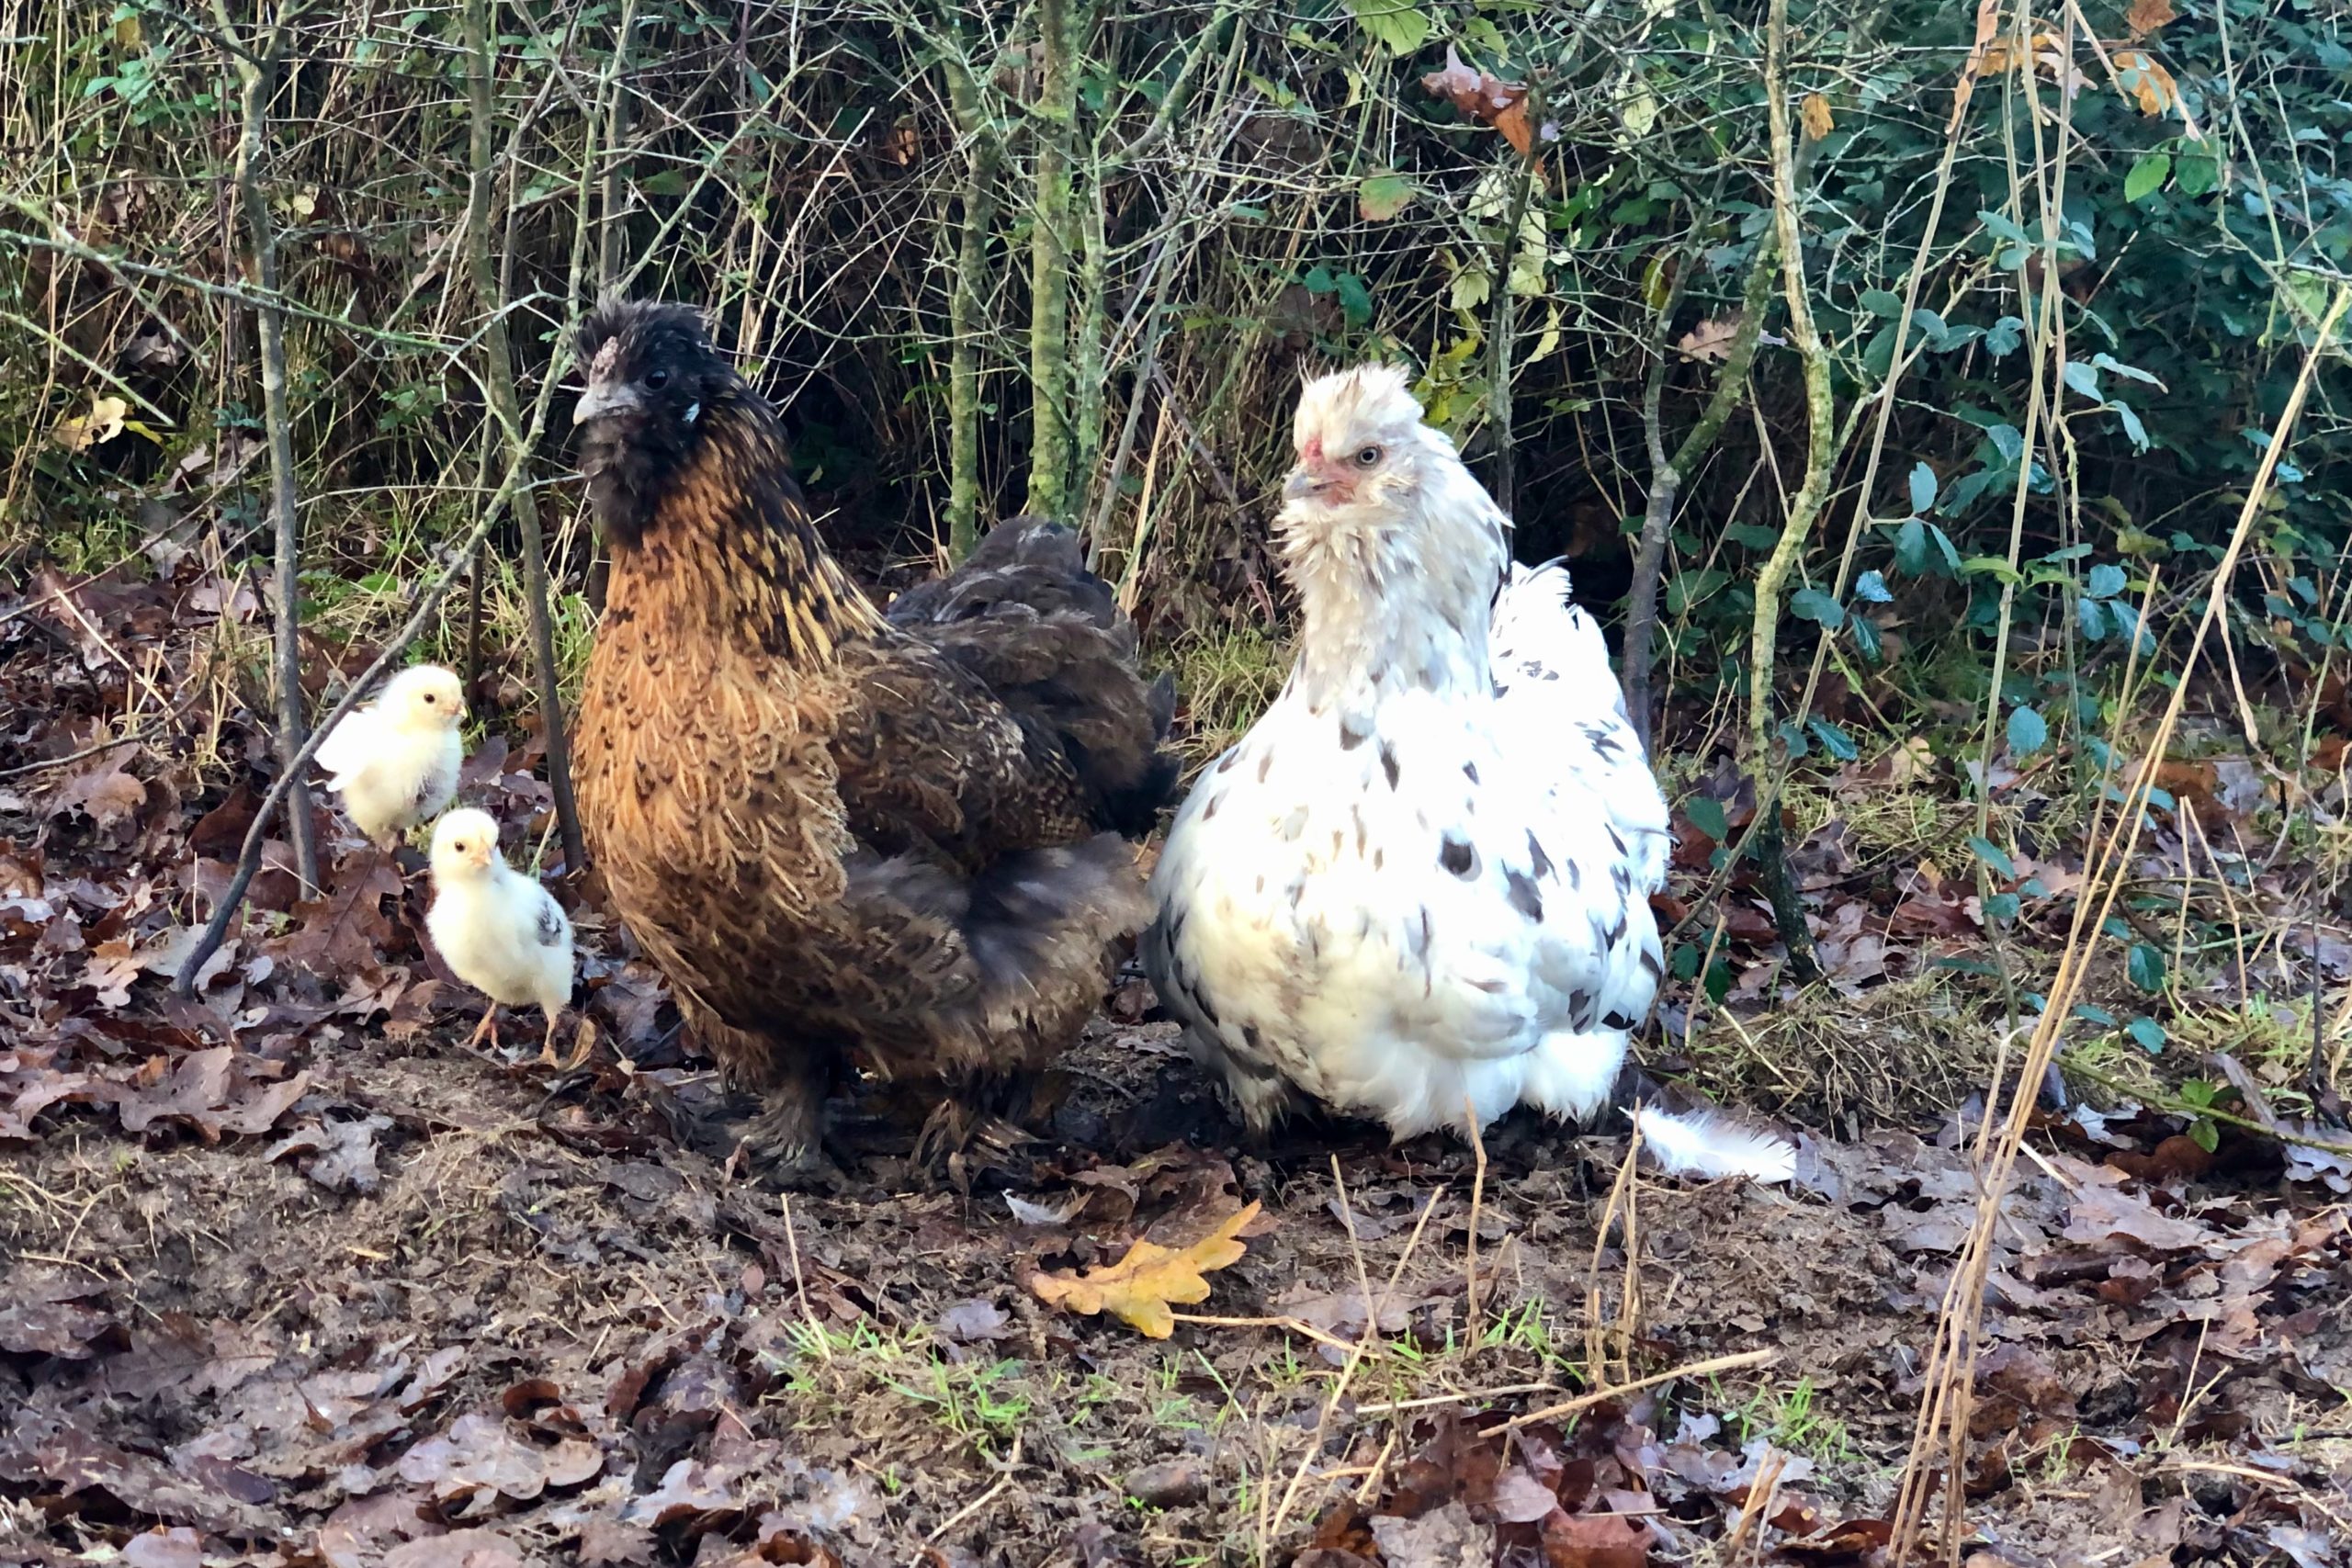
(1353, 445, 1382, 468)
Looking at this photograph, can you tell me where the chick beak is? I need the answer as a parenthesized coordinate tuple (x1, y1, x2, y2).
(572, 380, 643, 426)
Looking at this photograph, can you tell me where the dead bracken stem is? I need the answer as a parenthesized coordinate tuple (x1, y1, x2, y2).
(1500, 1347, 1777, 1433)
(1585, 1121, 1642, 1386)
(1258, 1164, 1442, 1562)
(779, 1193, 830, 1364)
(1462, 1095, 1487, 1331)
(1886, 284, 2352, 1565)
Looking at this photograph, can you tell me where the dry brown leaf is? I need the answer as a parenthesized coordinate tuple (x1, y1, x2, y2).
(52, 395, 130, 453)
(1675, 316, 1742, 363)
(1800, 92, 1834, 142)
(1029, 1200, 1260, 1337)
(2110, 49, 2178, 116)
(2125, 0, 2176, 35)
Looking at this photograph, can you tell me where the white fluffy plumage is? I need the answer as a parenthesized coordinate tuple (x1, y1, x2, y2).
(314, 664, 466, 846)
(425, 808, 575, 1061)
(1143, 365, 1791, 1183)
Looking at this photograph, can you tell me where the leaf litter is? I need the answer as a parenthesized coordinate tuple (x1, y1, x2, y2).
(6, 562, 2352, 1565)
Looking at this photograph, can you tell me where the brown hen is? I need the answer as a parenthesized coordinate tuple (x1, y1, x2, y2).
(570, 300, 1176, 1184)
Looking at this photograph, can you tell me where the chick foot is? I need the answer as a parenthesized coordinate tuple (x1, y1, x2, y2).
(466, 1004, 503, 1054)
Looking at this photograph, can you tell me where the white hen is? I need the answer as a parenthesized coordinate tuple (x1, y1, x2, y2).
(426, 808, 575, 1062)
(314, 664, 466, 847)
(1144, 365, 1792, 1183)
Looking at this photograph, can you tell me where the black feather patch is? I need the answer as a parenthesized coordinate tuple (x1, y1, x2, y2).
(1439, 836, 1477, 878)
(1503, 868, 1543, 921)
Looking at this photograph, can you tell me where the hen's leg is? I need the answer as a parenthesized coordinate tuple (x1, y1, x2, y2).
(695, 1013, 843, 1189)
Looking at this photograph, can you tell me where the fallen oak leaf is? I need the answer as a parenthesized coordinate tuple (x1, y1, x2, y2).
(1675, 316, 1743, 363)
(1800, 91, 1834, 141)
(2125, 0, 2175, 34)
(1029, 1200, 1261, 1337)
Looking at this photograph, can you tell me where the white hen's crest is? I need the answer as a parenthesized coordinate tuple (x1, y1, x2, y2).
(1144, 368, 1790, 1182)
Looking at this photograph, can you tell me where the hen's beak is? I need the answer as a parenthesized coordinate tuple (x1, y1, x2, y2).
(572, 380, 642, 426)
(1283, 467, 1321, 502)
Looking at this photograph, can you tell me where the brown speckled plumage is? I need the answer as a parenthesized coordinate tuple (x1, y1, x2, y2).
(571, 300, 1177, 1179)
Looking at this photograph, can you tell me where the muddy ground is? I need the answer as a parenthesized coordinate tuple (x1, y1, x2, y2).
(6, 979, 2350, 1567)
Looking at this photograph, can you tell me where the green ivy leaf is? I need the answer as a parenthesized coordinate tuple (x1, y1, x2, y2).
(1967, 834, 2016, 879)
(1859, 288, 1905, 319)
(1928, 523, 1964, 576)
(1683, 795, 1729, 841)
(2007, 703, 2050, 758)
(1334, 272, 1374, 328)
(2173, 152, 2219, 196)
(2125, 150, 2172, 203)
(1807, 716, 1859, 761)
(1908, 461, 1938, 515)
(2188, 1118, 2220, 1154)
(2127, 1016, 2166, 1053)
(1895, 516, 1928, 575)
(1790, 588, 1846, 628)
(1849, 612, 1883, 662)
(1984, 891, 2021, 923)
(2127, 942, 2167, 993)
(1978, 209, 2030, 246)
(1347, 0, 1430, 52)
(1724, 523, 1782, 551)
(1357, 174, 1416, 221)
(2077, 596, 2109, 640)
(1984, 316, 2025, 357)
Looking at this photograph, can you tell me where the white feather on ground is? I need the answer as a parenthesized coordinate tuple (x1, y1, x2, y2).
(315, 664, 466, 846)
(1143, 364, 1792, 1183)
(425, 808, 574, 1058)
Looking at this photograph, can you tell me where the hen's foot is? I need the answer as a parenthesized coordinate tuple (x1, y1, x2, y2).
(913, 1096, 1042, 1191)
(736, 1098, 849, 1193)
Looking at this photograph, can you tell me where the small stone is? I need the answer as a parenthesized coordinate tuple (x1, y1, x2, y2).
(1124, 1458, 1207, 1508)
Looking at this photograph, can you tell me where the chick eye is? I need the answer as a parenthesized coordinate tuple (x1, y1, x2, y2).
(1353, 445, 1382, 468)
(422, 694, 436, 704)
(645, 368, 671, 389)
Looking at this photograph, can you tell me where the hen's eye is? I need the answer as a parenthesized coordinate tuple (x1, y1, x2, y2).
(645, 368, 671, 389)
(1354, 446, 1382, 468)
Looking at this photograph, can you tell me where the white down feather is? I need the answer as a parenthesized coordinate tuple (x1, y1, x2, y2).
(426, 808, 574, 1023)
(315, 664, 466, 845)
(1144, 365, 1790, 1183)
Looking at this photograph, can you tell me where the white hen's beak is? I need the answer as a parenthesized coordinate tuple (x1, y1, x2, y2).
(572, 380, 642, 426)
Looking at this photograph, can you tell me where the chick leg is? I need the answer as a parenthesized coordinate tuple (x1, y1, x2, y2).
(467, 1003, 500, 1053)
(537, 1009, 562, 1069)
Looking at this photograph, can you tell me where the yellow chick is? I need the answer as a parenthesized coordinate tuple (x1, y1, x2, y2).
(315, 664, 467, 848)
(426, 808, 576, 1063)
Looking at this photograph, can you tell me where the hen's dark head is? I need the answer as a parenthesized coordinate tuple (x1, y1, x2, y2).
(572, 299, 741, 547)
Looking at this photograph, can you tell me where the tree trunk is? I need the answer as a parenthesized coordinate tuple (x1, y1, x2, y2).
(464, 0, 588, 875)
(1023, 0, 1087, 522)
(218, 8, 320, 893)
(944, 38, 998, 559)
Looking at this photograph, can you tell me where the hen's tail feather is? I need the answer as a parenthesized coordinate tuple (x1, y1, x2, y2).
(963, 833, 1152, 1039)
(888, 516, 1120, 630)
(896, 517, 1182, 835)
(1628, 1104, 1797, 1183)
